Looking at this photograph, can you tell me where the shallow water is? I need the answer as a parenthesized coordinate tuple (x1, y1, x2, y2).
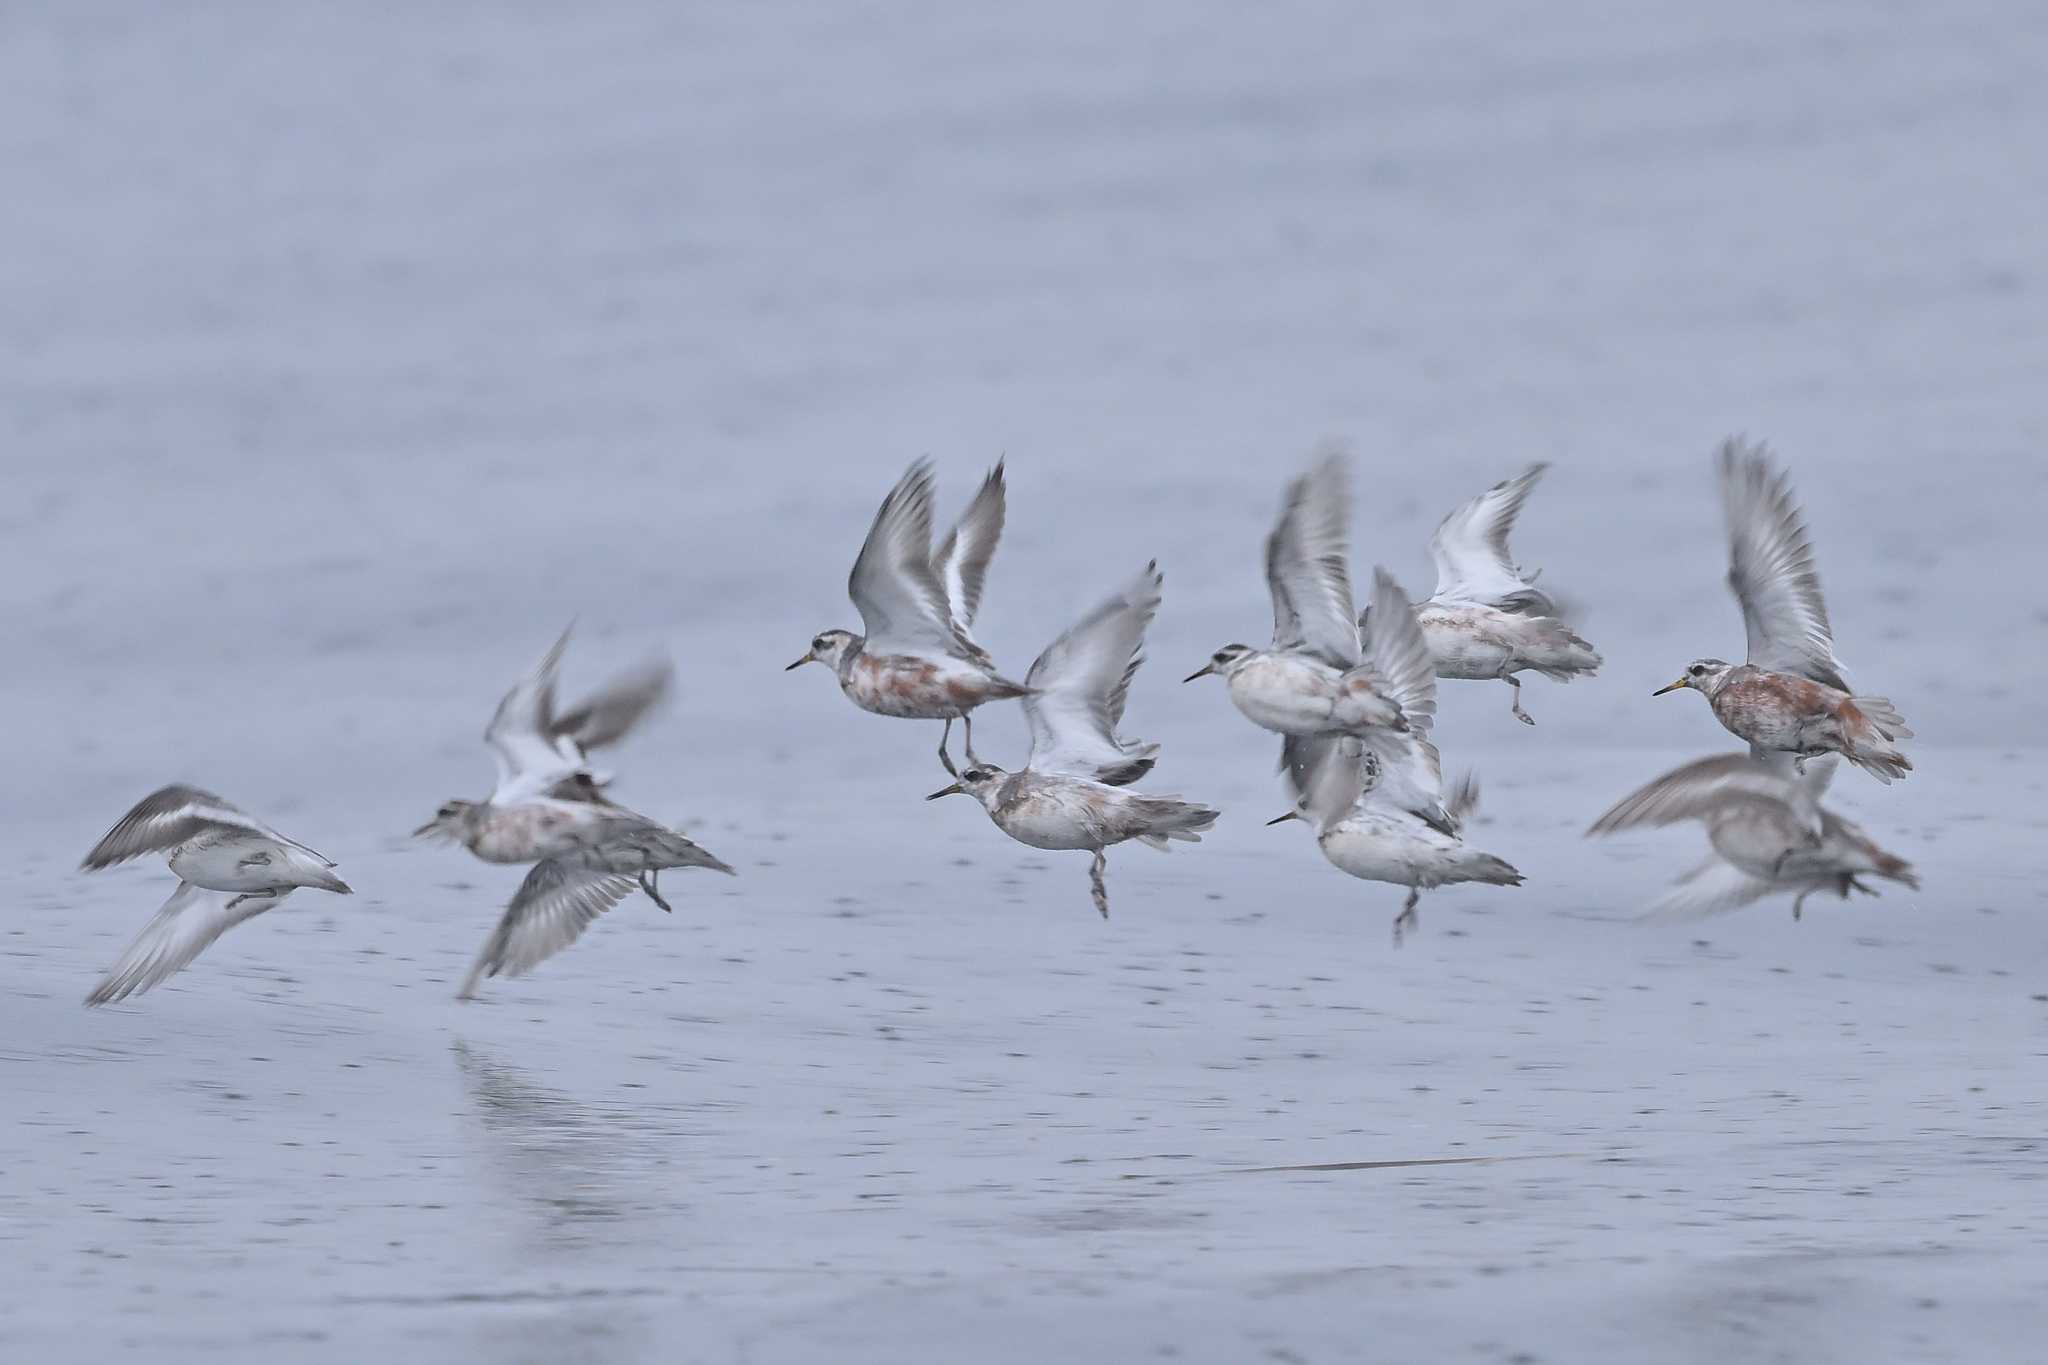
(4, 2, 2046, 1361)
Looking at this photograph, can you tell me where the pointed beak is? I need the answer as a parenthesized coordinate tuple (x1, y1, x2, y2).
(1652, 678, 1689, 697)
(411, 818, 441, 838)
(786, 655, 814, 671)
(1266, 810, 1303, 826)
(925, 782, 965, 801)
(1183, 662, 1216, 683)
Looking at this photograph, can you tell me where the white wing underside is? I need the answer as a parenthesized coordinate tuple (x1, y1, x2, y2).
(1638, 856, 1778, 923)
(1266, 453, 1361, 669)
(1429, 464, 1551, 609)
(1719, 438, 1850, 691)
(1024, 562, 1163, 782)
(931, 460, 1006, 647)
(484, 628, 673, 803)
(849, 460, 983, 660)
(86, 882, 288, 1005)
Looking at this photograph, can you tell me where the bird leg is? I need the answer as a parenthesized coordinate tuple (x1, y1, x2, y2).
(963, 712, 984, 768)
(1089, 851, 1109, 919)
(1392, 887, 1421, 945)
(1791, 887, 1810, 921)
(224, 889, 282, 913)
(1501, 672, 1535, 726)
(639, 871, 673, 913)
(936, 719, 959, 777)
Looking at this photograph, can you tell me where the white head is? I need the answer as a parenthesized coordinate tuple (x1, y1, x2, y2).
(787, 629, 860, 673)
(1654, 658, 1736, 698)
(926, 763, 1008, 807)
(413, 798, 481, 844)
(1184, 643, 1257, 683)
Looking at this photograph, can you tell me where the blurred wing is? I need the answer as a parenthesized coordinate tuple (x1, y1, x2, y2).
(1638, 856, 1778, 923)
(931, 459, 1006, 643)
(1429, 464, 1549, 608)
(1293, 735, 1370, 831)
(81, 785, 273, 870)
(485, 627, 584, 802)
(1358, 728, 1452, 834)
(1265, 453, 1360, 668)
(848, 460, 968, 656)
(1361, 567, 1437, 736)
(457, 861, 639, 1000)
(85, 883, 286, 1006)
(1024, 562, 1162, 784)
(1718, 438, 1849, 690)
(1587, 753, 1813, 836)
(554, 657, 674, 753)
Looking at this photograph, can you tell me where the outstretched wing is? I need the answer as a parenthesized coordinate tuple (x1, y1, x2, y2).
(1428, 464, 1553, 610)
(81, 785, 275, 870)
(85, 882, 290, 1006)
(458, 861, 640, 1000)
(1265, 453, 1360, 669)
(1588, 752, 1818, 837)
(485, 628, 584, 803)
(848, 460, 976, 658)
(931, 459, 1006, 646)
(1360, 567, 1437, 737)
(1638, 856, 1779, 923)
(1357, 729, 1453, 834)
(553, 657, 673, 754)
(1024, 562, 1163, 785)
(1718, 438, 1849, 691)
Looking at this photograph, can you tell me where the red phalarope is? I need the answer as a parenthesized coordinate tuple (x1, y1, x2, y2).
(1587, 752, 1918, 920)
(789, 459, 1032, 775)
(1185, 453, 1415, 738)
(927, 562, 1218, 918)
(1268, 570, 1523, 943)
(412, 627, 732, 999)
(1653, 439, 1912, 783)
(1372, 463, 1601, 725)
(78, 785, 351, 1005)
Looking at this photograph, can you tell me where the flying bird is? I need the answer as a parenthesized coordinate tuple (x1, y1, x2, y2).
(1587, 752, 1918, 920)
(1186, 454, 1418, 738)
(1369, 463, 1601, 725)
(79, 785, 351, 1005)
(789, 459, 1031, 775)
(927, 561, 1218, 918)
(1654, 439, 1912, 782)
(1269, 570, 1523, 943)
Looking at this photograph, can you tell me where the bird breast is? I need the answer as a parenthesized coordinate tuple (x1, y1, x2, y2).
(842, 651, 986, 719)
(990, 782, 1111, 851)
(468, 802, 595, 863)
(168, 833, 302, 892)
(1317, 817, 1460, 886)
(1415, 605, 1517, 677)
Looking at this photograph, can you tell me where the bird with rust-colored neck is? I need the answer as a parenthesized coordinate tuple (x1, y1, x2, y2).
(1653, 439, 1912, 784)
(789, 458, 1032, 776)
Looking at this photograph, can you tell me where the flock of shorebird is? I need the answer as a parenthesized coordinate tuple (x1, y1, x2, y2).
(74, 438, 1918, 1007)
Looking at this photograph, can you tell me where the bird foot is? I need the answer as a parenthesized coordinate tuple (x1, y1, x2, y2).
(640, 872, 673, 913)
(224, 890, 280, 912)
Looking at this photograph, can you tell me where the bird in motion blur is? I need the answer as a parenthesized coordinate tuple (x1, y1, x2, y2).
(1654, 439, 1911, 782)
(927, 561, 1218, 917)
(1369, 463, 1600, 725)
(788, 459, 1031, 775)
(1587, 752, 1917, 920)
(409, 627, 733, 998)
(1269, 569, 1523, 943)
(414, 625, 676, 864)
(1186, 452, 1421, 739)
(78, 785, 351, 1005)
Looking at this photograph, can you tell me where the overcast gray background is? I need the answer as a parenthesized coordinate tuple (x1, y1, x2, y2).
(3, 3, 2045, 1362)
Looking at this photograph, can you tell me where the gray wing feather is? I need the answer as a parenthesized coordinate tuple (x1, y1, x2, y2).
(458, 862, 639, 1000)
(931, 459, 1007, 642)
(553, 657, 674, 753)
(81, 785, 272, 870)
(1718, 438, 1850, 691)
(1023, 561, 1163, 784)
(1265, 453, 1360, 669)
(85, 882, 286, 1006)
